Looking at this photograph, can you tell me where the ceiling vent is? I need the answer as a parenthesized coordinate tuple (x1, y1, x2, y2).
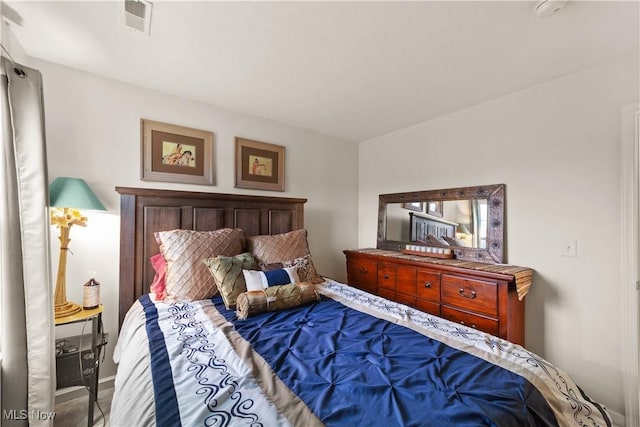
(125, 0, 152, 35)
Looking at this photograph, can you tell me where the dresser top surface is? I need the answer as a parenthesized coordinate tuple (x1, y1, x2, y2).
(345, 248, 533, 299)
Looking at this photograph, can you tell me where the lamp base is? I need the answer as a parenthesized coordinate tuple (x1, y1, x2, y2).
(55, 301, 82, 319)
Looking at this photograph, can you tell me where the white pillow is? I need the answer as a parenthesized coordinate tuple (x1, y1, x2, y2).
(242, 267, 299, 291)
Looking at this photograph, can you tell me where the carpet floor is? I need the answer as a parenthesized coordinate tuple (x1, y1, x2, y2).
(54, 386, 113, 427)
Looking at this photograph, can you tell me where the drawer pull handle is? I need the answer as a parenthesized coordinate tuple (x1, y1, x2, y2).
(460, 320, 477, 329)
(459, 288, 477, 299)
(359, 268, 368, 274)
(424, 282, 431, 288)
(383, 274, 389, 279)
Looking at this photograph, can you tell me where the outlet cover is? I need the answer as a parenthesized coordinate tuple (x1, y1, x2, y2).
(562, 239, 577, 257)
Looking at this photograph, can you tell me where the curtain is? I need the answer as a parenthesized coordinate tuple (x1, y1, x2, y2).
(0, 57, 54, 425)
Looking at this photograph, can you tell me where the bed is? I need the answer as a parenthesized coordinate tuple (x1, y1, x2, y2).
(111, 187, 611, 427)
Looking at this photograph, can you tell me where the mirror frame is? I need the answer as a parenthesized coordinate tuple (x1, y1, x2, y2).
(377, 184, 505, 263)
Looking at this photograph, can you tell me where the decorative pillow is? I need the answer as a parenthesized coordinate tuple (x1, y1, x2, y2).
(426, 234, 449, 247)
(442, 236, 465, 246)
(203, 252, 257, 309)
(235, 282, 320, 320)
(242, 267, 299, 292)
(149, 253, 167, 301)
(282, 255, 324, 284)
(247, 229, 311, 265)
(154, 228, 245, 301)
(258, 261, 284, 271)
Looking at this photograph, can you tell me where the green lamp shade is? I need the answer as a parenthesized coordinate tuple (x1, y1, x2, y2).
(49, 177, 107, 211)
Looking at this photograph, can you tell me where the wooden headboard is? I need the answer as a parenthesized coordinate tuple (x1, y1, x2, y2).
(409, 212, 456, 243)
(116, 186, 307, 329)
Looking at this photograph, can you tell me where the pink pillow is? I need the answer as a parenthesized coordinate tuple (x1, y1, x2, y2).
(150, 253, 167, 300)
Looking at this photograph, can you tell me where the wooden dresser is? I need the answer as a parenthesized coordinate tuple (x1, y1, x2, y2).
(344, 249, 533, 346)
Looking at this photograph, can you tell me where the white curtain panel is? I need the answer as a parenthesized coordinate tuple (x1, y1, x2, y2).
(0, 57, 54, 426)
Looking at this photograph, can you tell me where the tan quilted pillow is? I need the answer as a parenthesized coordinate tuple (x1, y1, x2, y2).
(236, 282, 321, 320)
(247, 229, 311, 265)
(203, 252, 257, 309)
(155, 228, 245, 301)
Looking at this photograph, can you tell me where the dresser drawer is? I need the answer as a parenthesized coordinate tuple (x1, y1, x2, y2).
(378, 263, 397, 290)
(441, 306, 499, 336)
(395, 293, 416, 307)
(416, 270, 440, 302)
(441, 275, 497, 317)
(378, 288, 395, 301)
(396, 267, 417, 295)
(348, 258, 378, 293)
(416, 299, 440, 316)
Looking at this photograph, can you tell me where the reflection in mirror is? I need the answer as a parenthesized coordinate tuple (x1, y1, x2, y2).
(387, 200, 488, 248)
(378, 184, 505, 263)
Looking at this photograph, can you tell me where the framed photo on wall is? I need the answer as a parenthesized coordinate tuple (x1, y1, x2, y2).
(141, 119, 214, 185)
(402, 202, 424, 212)
(235, 137, 285, 191)
(426, 200, 443, 217)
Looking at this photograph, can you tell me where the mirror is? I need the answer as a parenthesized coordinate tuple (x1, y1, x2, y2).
(377, 184, 505, 263)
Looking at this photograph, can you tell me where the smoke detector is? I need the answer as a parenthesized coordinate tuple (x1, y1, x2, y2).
(125, 0, 152, 35)
(534, 0, 567, 18)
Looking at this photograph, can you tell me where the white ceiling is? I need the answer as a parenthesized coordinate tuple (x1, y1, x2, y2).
(2, 1, 639, 142)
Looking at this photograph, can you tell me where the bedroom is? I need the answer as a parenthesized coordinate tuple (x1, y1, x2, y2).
(0, 0, 638, 426)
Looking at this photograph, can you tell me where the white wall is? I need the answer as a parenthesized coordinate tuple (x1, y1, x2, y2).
(36, 58, 359, 379)
(358, 52, 638, 416)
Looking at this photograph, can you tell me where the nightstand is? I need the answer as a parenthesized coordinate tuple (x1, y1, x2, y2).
(55, 305, 106, 427)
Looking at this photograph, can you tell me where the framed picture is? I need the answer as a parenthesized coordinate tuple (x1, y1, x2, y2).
(141, 119, 214, 185)
(235, 137, 285, 192)
(402, 202, 424, 212)
(426, 201, 443, 217)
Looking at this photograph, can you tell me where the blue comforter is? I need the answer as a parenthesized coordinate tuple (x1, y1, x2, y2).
(112, 280, 611, 427)
(216, 296, 555, 427)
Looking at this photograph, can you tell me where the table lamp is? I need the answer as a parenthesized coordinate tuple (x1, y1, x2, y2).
(49, 177, 107, 318)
